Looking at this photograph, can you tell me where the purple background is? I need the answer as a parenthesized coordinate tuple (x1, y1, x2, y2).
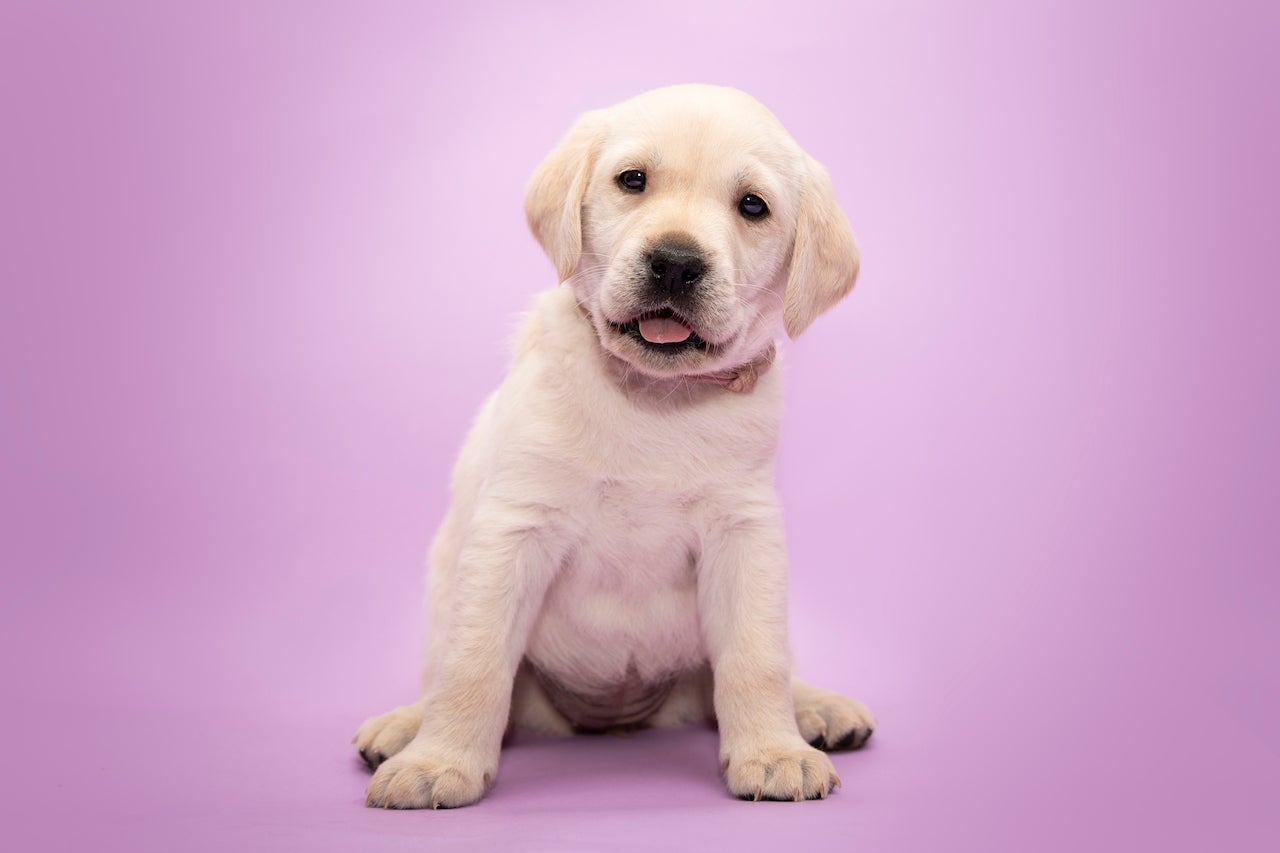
(2, 1, 1277, 850)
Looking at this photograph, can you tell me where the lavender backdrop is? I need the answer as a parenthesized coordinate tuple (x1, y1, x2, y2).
(2, 1, 1276, 850)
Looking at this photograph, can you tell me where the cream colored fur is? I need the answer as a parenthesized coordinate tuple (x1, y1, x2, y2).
(356, 85, 874, 808)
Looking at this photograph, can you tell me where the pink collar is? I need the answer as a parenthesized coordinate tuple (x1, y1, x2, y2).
(686, 344, 776, 393)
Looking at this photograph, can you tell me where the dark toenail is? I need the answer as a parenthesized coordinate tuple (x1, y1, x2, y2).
(808, 735, 826, 749)
(832, 731, 857, 750)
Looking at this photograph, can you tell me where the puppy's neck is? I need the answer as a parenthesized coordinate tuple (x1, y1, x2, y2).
(681, 344, 775, 394)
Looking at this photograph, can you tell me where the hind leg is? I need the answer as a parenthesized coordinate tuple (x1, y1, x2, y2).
(643, 669, 875, 750)
(353, 698, 426, 770)
(354, 513, 461, 771)
(792, 679, 876, 750)
(508, 660, 574, 736)
(355, 660, 574, 773)
(647, 666, 714, 729)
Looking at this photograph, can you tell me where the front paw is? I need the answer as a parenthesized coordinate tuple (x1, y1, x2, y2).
(364, 745, 494, 810)
(721, 742, 840, 802)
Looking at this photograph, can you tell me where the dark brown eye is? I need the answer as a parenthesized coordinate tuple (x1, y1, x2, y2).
(739, 194, 768, 218)
(618, 170, 646, 192)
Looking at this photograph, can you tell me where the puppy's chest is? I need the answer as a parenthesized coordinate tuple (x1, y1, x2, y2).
(560, 474, 702, 595)
(526, 476, 705, 683)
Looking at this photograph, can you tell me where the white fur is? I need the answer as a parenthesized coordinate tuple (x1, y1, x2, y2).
(357, 85, 874, 809)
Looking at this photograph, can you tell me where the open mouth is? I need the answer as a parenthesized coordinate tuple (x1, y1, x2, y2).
(609, 308, 708, 354)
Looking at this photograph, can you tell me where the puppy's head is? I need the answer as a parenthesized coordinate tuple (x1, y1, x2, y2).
(526, 84, 859, 380)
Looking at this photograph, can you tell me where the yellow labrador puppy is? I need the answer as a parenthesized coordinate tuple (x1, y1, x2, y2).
(356, 84, 874, 808)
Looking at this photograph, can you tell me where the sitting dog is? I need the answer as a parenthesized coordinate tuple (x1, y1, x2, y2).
(356, 84, 875, 808)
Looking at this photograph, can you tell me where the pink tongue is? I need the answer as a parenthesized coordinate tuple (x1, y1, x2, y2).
(638, 316, 693, 344)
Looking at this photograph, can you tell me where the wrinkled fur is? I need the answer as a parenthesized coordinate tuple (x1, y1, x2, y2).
(357, 85, 874, 809)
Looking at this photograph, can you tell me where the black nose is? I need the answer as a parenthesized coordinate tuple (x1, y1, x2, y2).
(648, 240, 706, 298)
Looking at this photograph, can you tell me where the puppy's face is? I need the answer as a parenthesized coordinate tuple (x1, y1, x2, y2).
(526, 85, 860, 379)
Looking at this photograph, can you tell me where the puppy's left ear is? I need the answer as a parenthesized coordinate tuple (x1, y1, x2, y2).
(783, 155, 861, 338)
(525, 110, 605, 282)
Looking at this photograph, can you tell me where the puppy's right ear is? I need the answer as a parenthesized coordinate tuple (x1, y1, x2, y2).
(524, 111, 604, 282)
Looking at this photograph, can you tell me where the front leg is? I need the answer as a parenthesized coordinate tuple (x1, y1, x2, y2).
(699, 511, 840, 801)
(366, 521, 562, 809)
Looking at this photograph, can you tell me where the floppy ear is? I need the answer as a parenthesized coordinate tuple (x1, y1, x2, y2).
(524, 111, 604, 282)
(783, 155, 861, 338)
